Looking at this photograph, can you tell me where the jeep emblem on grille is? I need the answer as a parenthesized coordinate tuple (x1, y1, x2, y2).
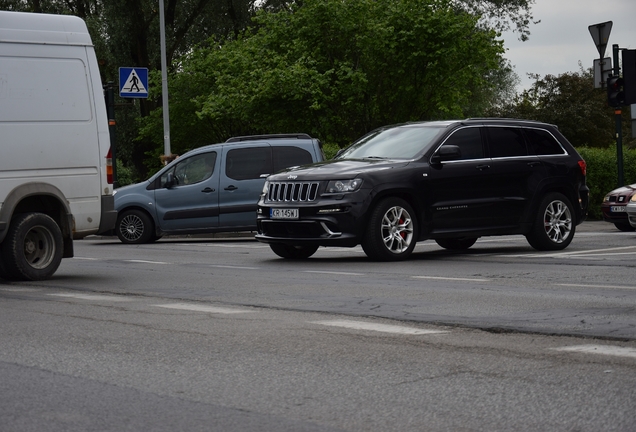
(287, 175, 297, 179)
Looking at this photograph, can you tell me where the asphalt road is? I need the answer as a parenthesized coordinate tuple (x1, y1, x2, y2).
(1, 221, 636, 431)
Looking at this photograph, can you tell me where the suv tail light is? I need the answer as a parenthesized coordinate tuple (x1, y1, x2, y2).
(106, 148, 113, 184)
(578, 160, 587, 176)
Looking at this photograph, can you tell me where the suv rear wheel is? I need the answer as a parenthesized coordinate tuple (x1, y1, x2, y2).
(526, 192, 575, 251)
(362, 198, 417, 261)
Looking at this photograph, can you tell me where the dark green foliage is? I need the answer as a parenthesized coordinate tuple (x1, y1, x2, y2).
(578, 146, 636, 220)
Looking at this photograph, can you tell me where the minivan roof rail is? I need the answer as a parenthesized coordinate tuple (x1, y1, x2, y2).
(226, 133, 312, 143)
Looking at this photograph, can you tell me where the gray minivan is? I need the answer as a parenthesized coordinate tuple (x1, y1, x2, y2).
(113, 134, 324, 243)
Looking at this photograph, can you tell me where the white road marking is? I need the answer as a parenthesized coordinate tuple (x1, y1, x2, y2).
(552, 345, 636, 359)
(154, 303, 254, 314)
(124, 259, 171, 264)
(211, 265, 259, 270)
(557, 283, 636, 290)
(412, 276, 490, 282)
(48, 293, 131, 302)
(311, 319, 448, 335)
(303, 271, 365, 276)
(73, 257, 99, 260)
(505, 245, 636, 259)
(0, 288, 41, 292)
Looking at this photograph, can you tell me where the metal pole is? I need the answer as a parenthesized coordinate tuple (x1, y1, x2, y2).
(613, 44, 624, 187)
(159, 0, 171, 156)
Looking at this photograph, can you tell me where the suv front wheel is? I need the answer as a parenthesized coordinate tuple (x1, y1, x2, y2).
(362, 197, 417, 261)
(526, 192, 575, 251)
(270, 244, 318, 259)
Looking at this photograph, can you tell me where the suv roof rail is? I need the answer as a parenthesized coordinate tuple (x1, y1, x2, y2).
(226, 133, 313, 143)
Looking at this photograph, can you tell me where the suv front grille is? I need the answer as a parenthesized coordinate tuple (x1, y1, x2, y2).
(267, 182, 319, 202)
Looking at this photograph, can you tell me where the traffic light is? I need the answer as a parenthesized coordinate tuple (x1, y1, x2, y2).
(607, 75, 624, 107)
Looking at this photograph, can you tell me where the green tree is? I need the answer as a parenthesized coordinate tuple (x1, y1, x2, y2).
(490, 67, 634, 149)
(144, 0, 506, 152)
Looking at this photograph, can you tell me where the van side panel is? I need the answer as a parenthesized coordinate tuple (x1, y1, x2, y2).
(0, 11, 115, 280)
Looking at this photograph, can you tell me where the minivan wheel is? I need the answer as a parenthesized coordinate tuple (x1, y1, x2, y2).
(116, 209, 155, 244)
(269, 243, 318, 259)
(361, 198, 417, 261)
(0, 212, 63, 281)
(526, 193, 575, 251)
(435, 237, 478, 251)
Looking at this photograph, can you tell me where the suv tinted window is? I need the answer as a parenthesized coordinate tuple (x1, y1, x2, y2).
(226, 147, 272, 180)
(486, 127, 527, 158)
(442, 127, 484, 160)
(273, 146, 313, 172)
(524, 128, 566, 155)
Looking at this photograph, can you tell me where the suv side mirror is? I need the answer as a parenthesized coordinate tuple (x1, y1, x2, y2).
(431, 145, 461, 164)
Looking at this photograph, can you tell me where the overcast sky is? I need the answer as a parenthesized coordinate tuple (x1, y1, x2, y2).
(501, 0, 636, 92)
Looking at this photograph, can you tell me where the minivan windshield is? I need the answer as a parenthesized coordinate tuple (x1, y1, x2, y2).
(336, 125, 445, 160)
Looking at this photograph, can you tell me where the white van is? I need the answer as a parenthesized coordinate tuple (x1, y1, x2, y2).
(0, 11, 116, 280)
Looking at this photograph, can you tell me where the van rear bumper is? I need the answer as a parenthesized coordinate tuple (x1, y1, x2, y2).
(97, 195, 117, 234)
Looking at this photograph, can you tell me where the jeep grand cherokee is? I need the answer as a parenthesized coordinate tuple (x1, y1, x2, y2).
(255, 119, 589, 261)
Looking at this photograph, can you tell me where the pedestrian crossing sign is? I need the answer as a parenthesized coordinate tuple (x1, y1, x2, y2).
(119, 67, 148, 98)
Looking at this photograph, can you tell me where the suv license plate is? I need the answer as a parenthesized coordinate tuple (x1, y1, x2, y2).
(611, 206, 626, 212)
(271, 208, 299, 220)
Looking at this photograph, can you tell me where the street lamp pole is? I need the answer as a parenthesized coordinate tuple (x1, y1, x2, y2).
(159, 0, 171, 157)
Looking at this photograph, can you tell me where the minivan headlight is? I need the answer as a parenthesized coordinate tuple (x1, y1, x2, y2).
(326, 179, 363, 193)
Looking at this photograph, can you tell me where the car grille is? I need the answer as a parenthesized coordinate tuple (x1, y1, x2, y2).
(266, 182, 319, 202)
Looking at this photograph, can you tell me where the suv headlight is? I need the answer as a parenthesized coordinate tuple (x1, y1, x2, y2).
(326, 179, 363, 193)
(261, 180, 270, 195)
(630, 194, 636, 202)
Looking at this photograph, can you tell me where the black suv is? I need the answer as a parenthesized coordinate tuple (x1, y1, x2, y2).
(255, 119, 589, 261)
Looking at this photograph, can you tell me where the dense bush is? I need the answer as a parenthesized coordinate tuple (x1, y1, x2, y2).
(578, 146, 636, 220)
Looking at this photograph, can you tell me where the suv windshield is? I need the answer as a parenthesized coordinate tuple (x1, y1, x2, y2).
(336, 125, 445, 160)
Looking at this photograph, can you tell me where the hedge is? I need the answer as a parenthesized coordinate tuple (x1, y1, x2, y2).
(577, 146, 636, 220)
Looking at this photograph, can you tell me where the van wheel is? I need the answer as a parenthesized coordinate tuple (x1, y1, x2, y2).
(526, 193, 575, 251)
(0, 213, 63, 281)
(269, 244, 318, 259)
(116, 210, 154, 244)
(361, 198, 417, 261)
(435, 237, 478, 250)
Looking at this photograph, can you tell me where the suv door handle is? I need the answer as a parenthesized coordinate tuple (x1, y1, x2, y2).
(224, 185, 238, 191)
(527, 161, 542, 167)
(201, 187, 215, 193)
(476, 164, 490, 171)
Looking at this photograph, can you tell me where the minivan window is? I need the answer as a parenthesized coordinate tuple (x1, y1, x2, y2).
(524, 128, 566, 155)
(487, 127, 527, 158)
(226, 147, 272, 180)
(273, 146, 313, 172)
(161, 152, 217, 186)
(440, 127, 484, 160)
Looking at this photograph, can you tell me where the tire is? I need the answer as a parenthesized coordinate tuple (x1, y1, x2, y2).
(116, 209, 155, 244)
(614, 222, 635, 232)
(526, 193, 575, 251)
(435, 237, 478, 250)
(361, 197, 417, 261)
(269, 243, 318, 259)
(0, 213, 63, 281)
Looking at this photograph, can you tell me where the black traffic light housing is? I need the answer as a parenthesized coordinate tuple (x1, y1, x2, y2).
(607, 75, 624, 107)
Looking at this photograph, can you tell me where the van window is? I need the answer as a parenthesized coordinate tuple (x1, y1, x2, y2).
(486, 127, 527, 158)
(226, 147, 272, 180)
(524, 128, 567, 155)
(161, 152, 217, 186)
(0, 56, 92, 122)
(272, 146, 313, 172)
